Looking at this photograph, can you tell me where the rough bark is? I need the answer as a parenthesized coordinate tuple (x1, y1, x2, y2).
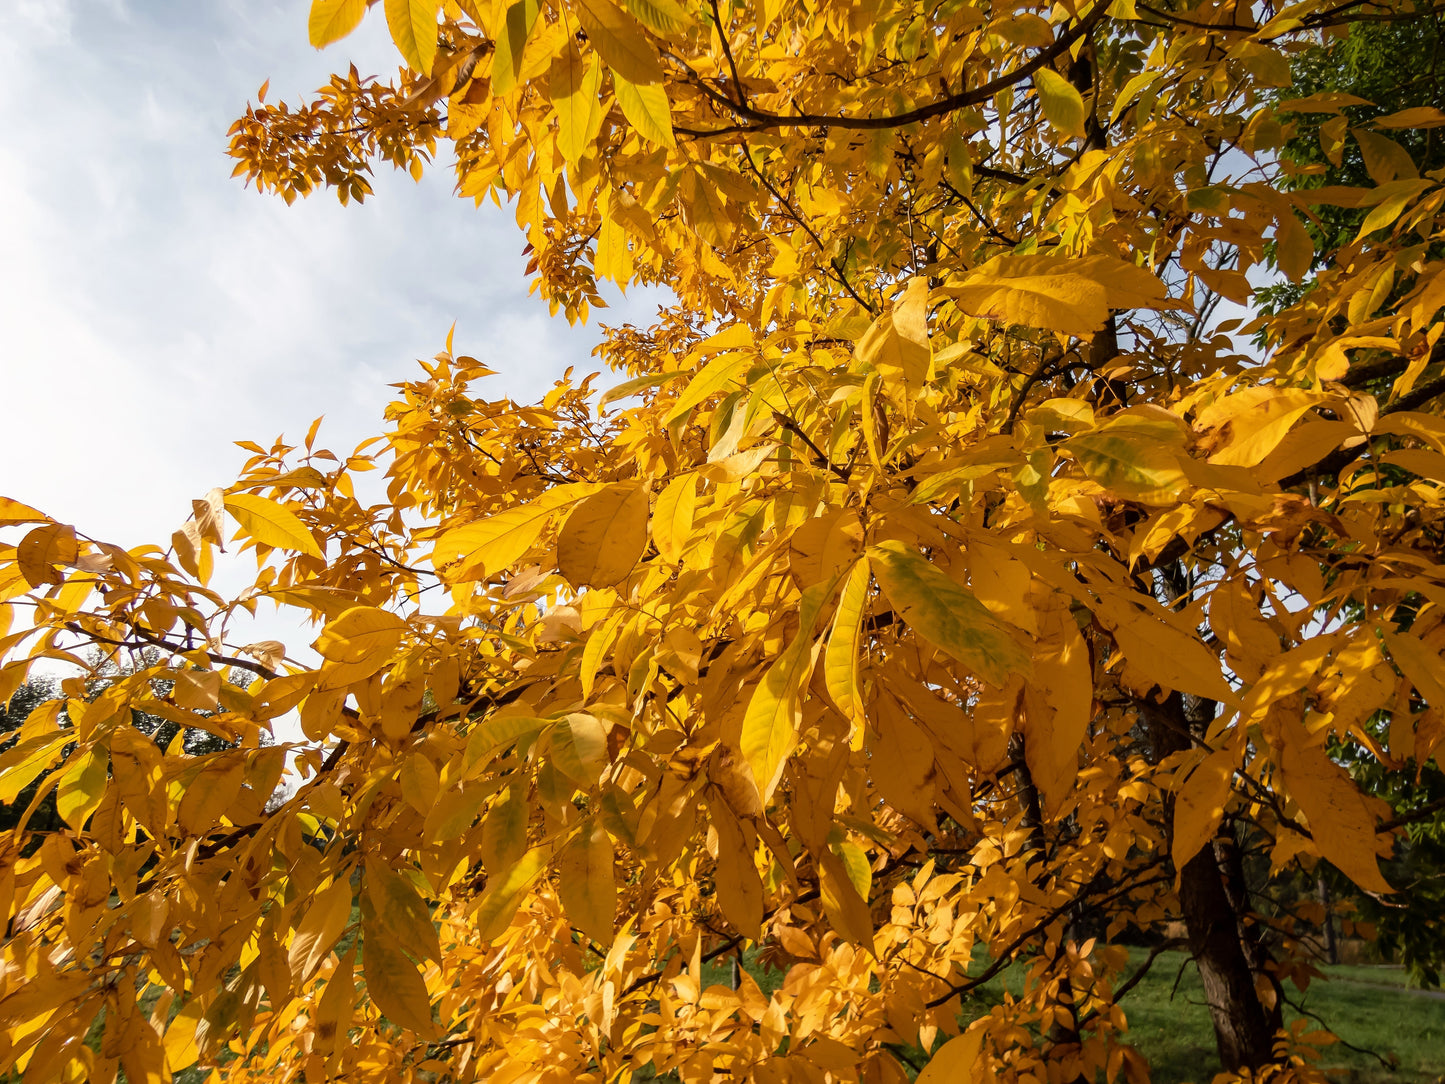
(1140, 690, 1280, 1071)
(1318, 876, 1339, 965)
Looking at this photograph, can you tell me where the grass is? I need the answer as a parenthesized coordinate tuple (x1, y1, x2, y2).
(957, 947, 1444, 1084)
(697, 946, 1443, 1083)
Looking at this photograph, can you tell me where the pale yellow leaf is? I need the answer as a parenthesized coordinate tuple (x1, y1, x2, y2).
(650, 473, 696, 564)
(824, 558, 871, 745)
(573, 0, 663, 85)
(1034, 67, 1087, 139)
(741, 580, 831, 799)
(614, 72, 675, 147)
(557, 482, 649, 587)
(314, 606, 408, 667)
(224, 493, 323, 558)
(309, 0, 368, 47)
(385, 0, 440, 74)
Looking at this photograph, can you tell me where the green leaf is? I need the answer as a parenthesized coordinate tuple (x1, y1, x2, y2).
(867, 541, 1031, 687)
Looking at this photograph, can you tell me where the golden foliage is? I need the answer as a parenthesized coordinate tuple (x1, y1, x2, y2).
(5, 0, 1445, 1082)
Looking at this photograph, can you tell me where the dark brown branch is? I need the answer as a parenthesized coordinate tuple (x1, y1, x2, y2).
(670, 6, 1105, 135)
(772, 411, 850, 480)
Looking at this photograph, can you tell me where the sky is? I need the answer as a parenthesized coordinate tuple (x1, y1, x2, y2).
(0, 0, 665, 670)
(0, 0, 664, 539)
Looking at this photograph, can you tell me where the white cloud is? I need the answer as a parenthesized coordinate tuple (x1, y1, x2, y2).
(0, 0, 664, 543)
(0, 0, 669, 688)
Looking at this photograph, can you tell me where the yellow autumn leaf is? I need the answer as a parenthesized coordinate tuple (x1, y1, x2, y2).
(492, 0, 541, 96)
(1034, 67, 1087, 139)
(1171, 747, 1236, 871)
(0, 495, 50, 527)
(573, 0, 664, 85)
(361, 925, 437, 1035)
(650, 473, 697, 564)
(1065, 412, 1190, 503)
(558, 820, 615, 944)
(433, 482, 603, 581)
(740, 579, 831, 799)
(824, 558, 871, 746)
(1099, 596, 1240, 707)
(224, 492, 324, 558)
(473, 845, 550, 941)
(1381, 628, 1445, 709)
(365, 861, 441, 964)
(162, 998, 206, 1073)
(552, 43, 604, 164)
(557, 482, 649, 587)
(946, 253, 1170, 337)
(309, 0, 368, 47)
(867, 541, 1031, 687)
(314, 605, 408, 666)
(548, 712, 609, 785)
(789, 508, 863, 588)
(917, 1031, 983, 1084)
(55, 744, 108, 830)
(1281, 739, 1393, 894)
(384, 0, 439, 74)
(624, 0, 692, 35)
(287, 879, 354, 984)
(614, 72, 675, 147)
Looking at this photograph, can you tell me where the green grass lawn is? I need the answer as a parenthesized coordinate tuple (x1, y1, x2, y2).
(703, 947, 1443, 1083)
(958, 948, 1444, 1084)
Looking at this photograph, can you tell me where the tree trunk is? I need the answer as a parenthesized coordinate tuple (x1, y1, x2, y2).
(1178, 835, 1279, 1068)
(1318, 876, 1339, 965)
(1140, 691, 1280, 1071)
